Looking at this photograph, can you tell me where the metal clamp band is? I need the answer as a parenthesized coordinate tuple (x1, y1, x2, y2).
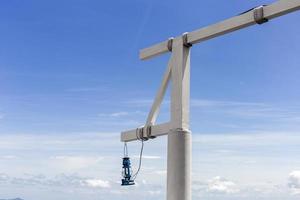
(135, 128, 141, 140)
(167, 37, 174, 52)
(136, 127, 148, 141)
(141, 128, 148, 141)
(182, 32, 192, 47)
(146, 126, 156, 139)
(253, 6, 268, 24)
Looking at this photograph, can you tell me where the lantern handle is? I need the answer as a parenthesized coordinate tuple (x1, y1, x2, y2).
(123, 142, 128, 157)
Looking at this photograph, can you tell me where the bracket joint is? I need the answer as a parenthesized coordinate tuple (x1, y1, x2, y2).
(182, 32, 192, 47)
(167, 37, 174, 51)
(253, 6, 269, 25)
(136, 126, 156, 141)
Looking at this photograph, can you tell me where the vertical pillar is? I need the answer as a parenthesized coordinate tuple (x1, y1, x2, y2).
(167, 36, 192, 200)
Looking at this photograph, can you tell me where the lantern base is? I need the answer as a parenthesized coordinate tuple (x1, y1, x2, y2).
(121, 179, 135, 186)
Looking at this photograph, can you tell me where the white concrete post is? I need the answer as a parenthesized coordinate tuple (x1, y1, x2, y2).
(167, 36, 192, 200)
(167, 129, 191, 200)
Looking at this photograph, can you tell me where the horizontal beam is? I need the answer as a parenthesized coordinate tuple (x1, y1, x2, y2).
(140, 40, 170, 60)
(121, 122, 171, 142)
(140, 0, 300, 60)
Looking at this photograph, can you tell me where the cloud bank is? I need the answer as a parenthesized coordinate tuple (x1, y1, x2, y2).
(288, 171, 300, 195)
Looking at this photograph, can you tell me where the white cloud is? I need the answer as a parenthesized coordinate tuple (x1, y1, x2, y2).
(191, 99, 264, 108)
(288, 171, 300, 195)
(0, 173, 111, 190)
(50, 156, 103, 170)
(0, 173, 9, 182)
(147, 190, 161, 195)
(110, 112, 129, 117)
(154, 170, 166, 175)
(191, 99, 300, 123)
(98, 111, 146, 118)
(0, 155, 18, 160)
(134, 155, 161, 160)
(67, 87, 107, 92)
(1, 131, 300, 199)
(207, 176, 239, 194)
(98, 112, 129, 118)
(125, 99, 156, 107)
(83, 179, 111, 188)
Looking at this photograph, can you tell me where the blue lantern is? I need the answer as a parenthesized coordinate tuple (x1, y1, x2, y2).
(121, 157, 135, 186)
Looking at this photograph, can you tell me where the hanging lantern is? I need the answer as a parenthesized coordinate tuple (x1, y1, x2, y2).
(121, 157, 135, 186)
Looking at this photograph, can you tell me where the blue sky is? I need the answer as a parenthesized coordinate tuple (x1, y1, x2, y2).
(0, 0, 300, 199)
